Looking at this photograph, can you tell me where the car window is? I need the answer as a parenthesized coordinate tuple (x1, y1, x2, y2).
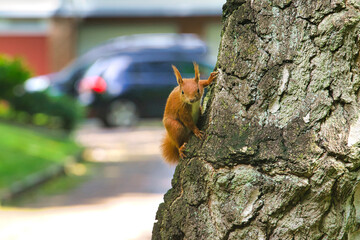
(128, 62, 175, 85)
(101, 57, 132, 95)
(140, 62, 173, 73)
(102, 58, 131, 82)
(83, 58, 112, 78)
(127, 62, 142, 73)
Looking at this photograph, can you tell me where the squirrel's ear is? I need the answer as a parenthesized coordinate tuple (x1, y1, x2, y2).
(172, 65, 183, 85)
(193, 62, 200, 83)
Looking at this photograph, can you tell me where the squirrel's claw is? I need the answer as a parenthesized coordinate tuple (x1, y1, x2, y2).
(179, 151, 186, 159)
(194, 130, 205, 140)
(179, 143, 187, 159)
(210, 71, 218, 79)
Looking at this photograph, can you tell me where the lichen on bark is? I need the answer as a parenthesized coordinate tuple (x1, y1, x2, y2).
(153, 1, 360, 239)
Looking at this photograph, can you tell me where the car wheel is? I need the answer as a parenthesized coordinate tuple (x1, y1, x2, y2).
(102, 100, 138, 127)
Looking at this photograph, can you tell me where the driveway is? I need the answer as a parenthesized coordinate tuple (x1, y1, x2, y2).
(0, 120, 175, 240)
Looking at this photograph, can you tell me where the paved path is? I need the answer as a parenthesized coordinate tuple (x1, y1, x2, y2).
(0, 121, 175, 240)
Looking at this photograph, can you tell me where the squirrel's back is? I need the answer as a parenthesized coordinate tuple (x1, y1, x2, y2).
(163, 86, 181, 117)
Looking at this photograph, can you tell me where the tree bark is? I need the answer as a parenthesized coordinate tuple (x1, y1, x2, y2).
(153, 1, 360, 239)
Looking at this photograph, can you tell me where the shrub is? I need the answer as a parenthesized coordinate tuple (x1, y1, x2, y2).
(0, 100, 11, 117)
(0, 55, 32, 100)
(0, 54, 83, 131)
(9, 91, 84, 131)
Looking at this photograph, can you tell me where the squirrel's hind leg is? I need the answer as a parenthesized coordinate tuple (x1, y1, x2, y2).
(163, 118, 189, 157)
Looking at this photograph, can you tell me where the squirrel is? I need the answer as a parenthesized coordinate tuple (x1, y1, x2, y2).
(161, 62, 218, 164)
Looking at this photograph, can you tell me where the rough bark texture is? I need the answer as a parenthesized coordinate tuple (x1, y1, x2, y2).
(153, 1, 360, 239)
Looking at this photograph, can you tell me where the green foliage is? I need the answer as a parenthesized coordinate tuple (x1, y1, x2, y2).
(0, 55, 32, 100)
(0, 54, 83, 131)
(0, 100, 11, 116)
(9, 91, 84, 131)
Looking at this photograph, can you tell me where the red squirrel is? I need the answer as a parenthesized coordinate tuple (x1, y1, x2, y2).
(161, 62, 218, 164)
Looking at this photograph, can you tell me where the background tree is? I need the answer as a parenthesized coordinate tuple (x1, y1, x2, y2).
(153, 0, 360, 239)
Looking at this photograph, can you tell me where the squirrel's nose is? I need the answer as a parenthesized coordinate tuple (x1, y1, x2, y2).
(190, 99, 197, 103)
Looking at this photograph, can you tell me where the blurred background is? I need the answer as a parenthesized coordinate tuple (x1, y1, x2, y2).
(0, 0, 224, 239)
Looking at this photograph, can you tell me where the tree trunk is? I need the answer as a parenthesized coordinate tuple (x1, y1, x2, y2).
(153, 1, 360, 239)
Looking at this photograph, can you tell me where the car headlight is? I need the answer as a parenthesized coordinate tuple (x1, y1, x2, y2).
(24, 76, 50, 92)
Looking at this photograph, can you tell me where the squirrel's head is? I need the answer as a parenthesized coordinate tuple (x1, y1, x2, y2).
(172, 62, 203, 104)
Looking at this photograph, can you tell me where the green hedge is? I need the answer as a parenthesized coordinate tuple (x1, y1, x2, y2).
(0, 55, 31, 100)
(0, 54, 83, 131)
(9, 92, 84, 131)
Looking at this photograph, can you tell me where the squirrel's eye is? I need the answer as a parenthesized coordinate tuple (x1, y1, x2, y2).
(181, 90, 184, 94)
(197, 89, 200, 93)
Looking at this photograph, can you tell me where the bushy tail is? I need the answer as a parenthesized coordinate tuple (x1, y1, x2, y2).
(161, 134, 179, 164)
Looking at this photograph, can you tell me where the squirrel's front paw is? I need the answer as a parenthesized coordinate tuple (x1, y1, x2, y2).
(210, 71, 218, 80)
(194, 130, 204, 140)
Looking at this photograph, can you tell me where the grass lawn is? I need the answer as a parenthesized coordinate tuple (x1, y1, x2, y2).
(0, 122, 81, 190)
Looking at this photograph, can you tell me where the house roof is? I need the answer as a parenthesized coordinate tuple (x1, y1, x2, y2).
(0, 0, 60, 18)
(0, 0, 225, 18)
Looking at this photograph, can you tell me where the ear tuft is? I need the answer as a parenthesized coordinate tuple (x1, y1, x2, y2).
(193, 62, 200, 82)
(172, 65, 183, 85)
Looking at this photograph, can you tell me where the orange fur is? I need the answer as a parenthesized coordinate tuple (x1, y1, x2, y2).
(161, 134, 180, 164)
(161, 62, 218, 164)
